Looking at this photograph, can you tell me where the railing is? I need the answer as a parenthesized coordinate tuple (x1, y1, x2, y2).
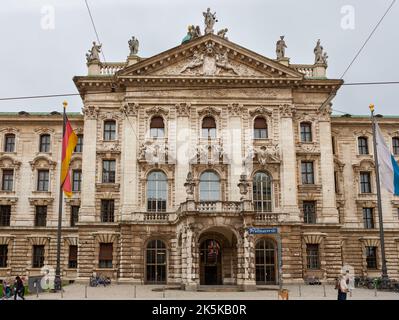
(144, 212, 168, 221)
(292, 64, 314, 78)
(254, 212, 279, 223)
(195, 201, 243, 213)
(100, 62, 126, 75)
(197, 201, 217, 212)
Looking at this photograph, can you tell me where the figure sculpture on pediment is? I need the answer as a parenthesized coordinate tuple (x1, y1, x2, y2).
(216, 51, 237, 75)
(128, 36, 139, 55)
(86, 41, 102, 63)
(276, 35, 287, 59)
(180, 51, 204, 73)
(314, 39, 327, 65)
(217, 28, 228, 39)
(203, 8, 217, 34)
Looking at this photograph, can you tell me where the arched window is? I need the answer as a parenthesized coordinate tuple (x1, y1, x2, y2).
(255, 239, 276, 284)
(300, 122, 312, 142)
(202, 116, 216, 139)
(253, 117, 268, 139)
(146, 239, 167, 284)
(253, 172, 272, 212)
(103, 120, 116, 141)
(199, 171, 220, 201)
(147, 171, 167, 212)
(358, 136, 369, 155)
(39, 134, 51, 152)
(4, 134, 15, 152)
(150, 116, 165, 138)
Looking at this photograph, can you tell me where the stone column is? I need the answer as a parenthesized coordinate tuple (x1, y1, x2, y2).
(237, 229, 256, 290)
(318, 109, 339, 223)
(227, 104, 244, 202)
(120, 103, 138, 221)
(79, 106, 98, 222)
(182, 224, 199, 291)
(279, 104, 300, 222)
(175, 103, 191, 206)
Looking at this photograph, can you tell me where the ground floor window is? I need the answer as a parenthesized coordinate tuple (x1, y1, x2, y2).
(32, 245, 45, 268)
(306, 244, 320, 269)
(0, 245, 8, 267)
(255, 239, 276, 284)
(68, 245, 78, 269)
(366, 246, 378, 269)
(99, 243, 113, 268)
(146, 239, 167, 284)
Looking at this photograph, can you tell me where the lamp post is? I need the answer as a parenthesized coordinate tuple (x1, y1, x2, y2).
(369, 104, 389, 285)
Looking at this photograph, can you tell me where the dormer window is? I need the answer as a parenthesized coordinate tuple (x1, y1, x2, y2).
(150, 116, 165, 138)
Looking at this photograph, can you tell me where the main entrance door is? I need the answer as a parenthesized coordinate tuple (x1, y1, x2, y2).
(200, 239, 222, 285)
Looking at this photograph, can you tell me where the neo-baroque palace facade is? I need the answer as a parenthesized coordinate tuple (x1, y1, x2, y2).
(1, 32, 399, 290)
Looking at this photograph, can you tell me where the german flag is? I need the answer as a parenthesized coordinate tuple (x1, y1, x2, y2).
(61, 109, 78, 197)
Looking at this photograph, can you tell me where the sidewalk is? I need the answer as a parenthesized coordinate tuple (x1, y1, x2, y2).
(23, 284, 399, 300)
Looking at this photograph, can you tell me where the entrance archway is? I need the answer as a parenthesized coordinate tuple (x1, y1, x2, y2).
(199, 227, 238, 286)
(255, 238, 277, 284)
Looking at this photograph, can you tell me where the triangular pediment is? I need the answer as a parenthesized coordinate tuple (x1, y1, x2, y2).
(117, 34, 303, 80)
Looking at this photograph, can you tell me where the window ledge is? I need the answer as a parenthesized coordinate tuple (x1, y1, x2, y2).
(96, 183, 120, 191)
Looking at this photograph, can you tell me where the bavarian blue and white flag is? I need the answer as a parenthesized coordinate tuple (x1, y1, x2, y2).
(375, 123, 399, 196)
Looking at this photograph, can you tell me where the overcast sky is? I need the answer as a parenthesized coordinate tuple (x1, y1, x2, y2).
(0, 0, 398, 115)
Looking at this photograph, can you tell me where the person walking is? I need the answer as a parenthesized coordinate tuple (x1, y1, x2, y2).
(336, 273, 349, 300)
(13, 276, 25, 300)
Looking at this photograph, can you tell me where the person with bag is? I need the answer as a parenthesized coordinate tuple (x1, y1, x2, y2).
(337, 272, 349, 300)
(13, 276, 25, 300)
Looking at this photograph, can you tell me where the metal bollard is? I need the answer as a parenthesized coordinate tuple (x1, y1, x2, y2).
(163, 286, 166, 298)
(85, 285, 87, 299)
(374, 284, 377, 297)
(298, 284, 301, 297)
(61, 288, 63, 299)
(134, 285, 136, 298)
(36, 281, 39, 298)
(323, 284, 326, 297)
(350, 290, 352, 298)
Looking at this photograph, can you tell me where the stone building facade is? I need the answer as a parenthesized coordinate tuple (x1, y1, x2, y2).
(1, 32, 398, 290)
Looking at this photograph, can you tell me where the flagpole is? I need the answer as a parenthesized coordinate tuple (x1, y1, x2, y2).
(369, 104, 389, 284)
(54, 101, 67, 291)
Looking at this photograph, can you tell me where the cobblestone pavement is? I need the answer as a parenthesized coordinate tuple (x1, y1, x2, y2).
(21, 284, 399, 300)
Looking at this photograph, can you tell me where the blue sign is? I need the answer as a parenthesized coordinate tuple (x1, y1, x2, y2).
(248, 227, 278, 234)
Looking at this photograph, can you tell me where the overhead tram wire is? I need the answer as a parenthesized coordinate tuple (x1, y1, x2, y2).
(317, 0, 397, 111)
(1, 81, 399, 102)
(84, 0, 107, 62)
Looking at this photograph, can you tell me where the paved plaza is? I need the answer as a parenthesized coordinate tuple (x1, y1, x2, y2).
(21, 284, 399, 300)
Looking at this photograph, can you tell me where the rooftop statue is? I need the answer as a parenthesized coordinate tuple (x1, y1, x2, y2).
(276, 35, 287, 59)
(181, 25, 201, 44)
(128, 36, 139, 55)
(86, 41, 102, 63)
(203, 7, 217, 34)
(314, 39, 328, 65)
(217, 28, 228, 39)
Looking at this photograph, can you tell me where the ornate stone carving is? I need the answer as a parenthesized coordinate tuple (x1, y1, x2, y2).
(138, 140, 172, 164)
(198, 106, 221, 117)
(184, 172, 195, 200)
(255, 145, 280, 164)
(29, 156, 57, 170)
(249, 106, 273, 117)
(175, 103, 191, 117)
(314, 39, 328, 65)
(237, 174, 250, 200)
(145, 106, 169, 116)
(86, 41, 102, 64)
(228, 103, 244, 116)
(120, 103, 138, 116)
(33, 127, 55, 134)
(128, 36, 139, 56)
(279, 104, 294, 117)
(82, 106, 99, 120)
(0, 156, 21, 169)
(98, 143, 121, 153)
(276, 35, 287, 59)
(297, 143, 320, 154)
(318, 104, 332, 121)
(28, 197, 54, 206)
(217, 28, 228, 40)
(203, 8, 217, 34)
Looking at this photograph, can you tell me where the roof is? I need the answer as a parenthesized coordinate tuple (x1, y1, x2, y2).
(0, 112, 82, 117)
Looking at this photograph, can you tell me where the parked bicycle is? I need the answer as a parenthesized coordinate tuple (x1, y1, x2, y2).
(89, 274, 111, 287)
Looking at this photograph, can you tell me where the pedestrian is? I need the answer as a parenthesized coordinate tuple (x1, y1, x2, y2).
(13, 276, 25, 300)
(336, 272, 349, 300)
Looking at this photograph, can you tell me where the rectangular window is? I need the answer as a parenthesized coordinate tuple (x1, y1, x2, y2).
(102, 160, 116, 183)
(74, 134, 83, 153)
(366, 246, 377, 269)
(35, 206, 47, 227)
(303, 201, 316, 224)
(32, 245, 45, 268)
(360, 172, 372, 193)
(301, 161, 314, 184)
(0, 245, 8, 268)
(0, 205, 11, 226)
(99, 243, 113, 268)
(300, 123, 312, 142)
(358, 137, 369, 155)
(101, 200, 114, 223)
(306, 244, 320, 269)
(363, 208, 374, 229)
(2, 169, 14, 191)
(72, 170, 82, 192)
(39, 134, 51, 153)
(70, 206, 79, 227)
(37, 170, 49, 191)
(103, 121, 116, 141)
(4, 134, 15, 152)
(68, 245, 78, 269)
(393, 138, 399, 155)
